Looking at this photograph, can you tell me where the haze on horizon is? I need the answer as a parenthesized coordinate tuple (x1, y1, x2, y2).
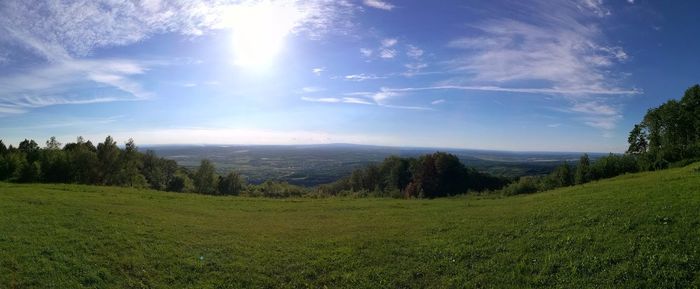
(1, 0, 698, 153)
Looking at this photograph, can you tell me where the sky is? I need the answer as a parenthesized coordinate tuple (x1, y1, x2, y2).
(0, 0, 699, 152)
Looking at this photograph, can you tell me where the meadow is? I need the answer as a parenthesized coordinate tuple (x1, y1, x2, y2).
(1, 163, 699, 288)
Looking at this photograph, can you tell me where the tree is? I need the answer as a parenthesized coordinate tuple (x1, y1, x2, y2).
(18, 139, 40, 163)
(45, 137, 62, 150)
(626, 125, 648, 155)
(194, 159, 218, 194)
(411, 152, 467, 198)
(40, 149, 70, 183)
(118, 138, 147, 188)
(217, 171, 245, 195)
(0, 140, 7, 156)
(380, 156, 412, 194)
(18, 161, 41, 183)
(575, 154, 591, 185)
(167, 170, 194, 193)
(97, 136, 121, 185)
(63, 137, 100, 184)
(0, 155, 9, 181)
(142, 150, 178, 191)
(549, 161, 573, 188)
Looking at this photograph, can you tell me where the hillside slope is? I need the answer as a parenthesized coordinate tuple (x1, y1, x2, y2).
(1, 163, 699, 288)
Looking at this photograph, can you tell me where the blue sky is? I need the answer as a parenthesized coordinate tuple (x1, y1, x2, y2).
(0, 0, 698, 152)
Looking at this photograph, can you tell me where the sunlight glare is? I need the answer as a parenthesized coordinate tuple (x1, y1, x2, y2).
(227, 1, 305, 69)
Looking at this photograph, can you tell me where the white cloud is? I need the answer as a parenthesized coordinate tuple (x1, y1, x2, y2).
(344, 73, 387, 81)
(0, 0, 357, 61)
(312, 67, 325, 76)
(363, 0, 395, 11)
(379, 49, 397, 59)
(570, 101, 619, 116)
(301, 96, 341, 103)
(302, 88, 430, 110)
(382, 85, 640, 95)
(0, 58, 152, 116)
(300, 86, 325, 93)
(446, 0, 635, 131)
(372, 90, 399, 105)
(431, 99, 445, 105)
(406, 44, 424, 58)
(403, 63, 428, 76)
(381, 38, 398, 47)
(360, 38, 399, 60)
(342, 97, 374, 105)
(580, 0, 610, 17)
(301, 96, 375, 106)
(379, 38, 399, 59)
(360, 48, 373, 57)
(547, 123, 562, 128)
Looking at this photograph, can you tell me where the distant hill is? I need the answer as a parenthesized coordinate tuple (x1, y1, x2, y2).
(146, 143, 607, 186)
(1, 163, 698, 287)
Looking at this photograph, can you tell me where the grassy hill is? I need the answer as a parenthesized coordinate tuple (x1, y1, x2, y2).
(1, 163, 699, 288)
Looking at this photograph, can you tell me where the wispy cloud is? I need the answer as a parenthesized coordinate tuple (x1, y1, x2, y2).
(445, 0, 637, 131)
(312, 67, 325, 76)
(360, 48, 373, 58)
(382, 85, 640, 95)
(301, 88, 431, 110)
(378, 38, 398, 59)
(405, 45, 424, 59)
(344, 73, 387, 81)
(403, 62, 428, 77)
(0, 115, 123, 130)
(0, 58, 152, 116)
(0, 0, 357, 61)
(362, 0, 395, 11)
(431, 99, 445, 105)
(300, 86, 325, 93)
(0, 0, 360, 115)
(381, 38, 398, 47)
(301, 96, 342, 103)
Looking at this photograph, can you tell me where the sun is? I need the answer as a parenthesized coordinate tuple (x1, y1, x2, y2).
(226, 1, 305, 69)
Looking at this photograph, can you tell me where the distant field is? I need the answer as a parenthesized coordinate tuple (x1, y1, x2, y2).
(148, 144, 602, 186)
(1, 163, 699, 288)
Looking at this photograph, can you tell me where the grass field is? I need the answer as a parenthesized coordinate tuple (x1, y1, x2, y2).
(1, 164, 700, 288)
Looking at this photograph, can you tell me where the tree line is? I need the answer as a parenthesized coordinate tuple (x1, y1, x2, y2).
(0, 137, 508, 198)
(317, 152, 509, 198)
(499, 153, 639, 195)
(501, 84, 700, 195)
(627, 84, 700, 169)
(0, 136, 245, 195)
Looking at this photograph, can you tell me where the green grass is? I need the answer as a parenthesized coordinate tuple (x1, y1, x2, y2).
(1, 164, 700, 288)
